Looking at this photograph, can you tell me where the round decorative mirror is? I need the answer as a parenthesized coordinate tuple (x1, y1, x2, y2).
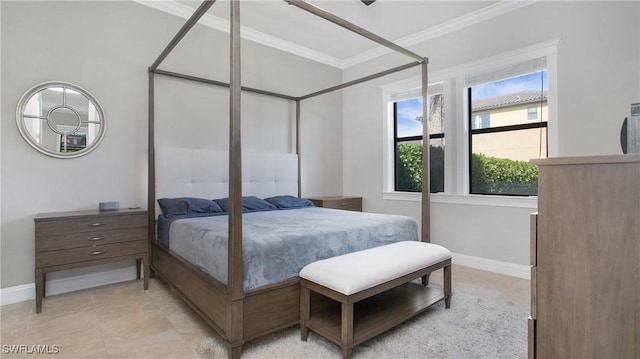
(16, 81, 106, 158)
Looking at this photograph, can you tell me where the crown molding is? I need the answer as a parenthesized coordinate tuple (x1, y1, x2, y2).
(135, 0, 538, 69)
(135, 0, 344, 68)
(342, 0, 539, 68)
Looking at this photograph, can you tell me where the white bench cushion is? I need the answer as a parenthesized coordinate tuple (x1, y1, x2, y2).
(299, 241, 451, 295)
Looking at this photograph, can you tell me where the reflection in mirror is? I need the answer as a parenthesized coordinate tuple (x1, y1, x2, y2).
(16, 82, 105, 158)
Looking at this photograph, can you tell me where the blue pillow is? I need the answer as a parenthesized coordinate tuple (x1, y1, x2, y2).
(264, 195, 314, 209)
(214, 196, 277, 212)
(158, 197, 223, 217)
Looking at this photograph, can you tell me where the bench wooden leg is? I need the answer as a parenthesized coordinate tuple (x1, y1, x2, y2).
(421, 273, 431, 286)
(444, 264, 452, 308)
(300, 286, 310, 341)
(341, 302, 354, 359)
(228, 344, 242, 359)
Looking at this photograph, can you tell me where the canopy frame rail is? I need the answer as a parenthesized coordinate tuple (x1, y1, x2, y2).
(150, 0, 217, 71)
(151, 69, 297, 101)
(284, 0, 424, 63)
(299, 61, 423, 100)
(150, 59, 423, 102)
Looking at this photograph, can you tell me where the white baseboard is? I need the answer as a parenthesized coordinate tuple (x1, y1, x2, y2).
(453, 252, 531, 280)
(0, 267, 138, 307)
(0, 283, 36, 307)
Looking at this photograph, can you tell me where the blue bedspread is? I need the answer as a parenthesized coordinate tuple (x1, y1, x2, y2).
(165, 207, 419, 290)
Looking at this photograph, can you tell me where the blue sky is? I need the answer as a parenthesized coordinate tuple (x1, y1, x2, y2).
(471, 71, 547, 99)
(396, 98, 423, 138)
(396, 71, 547, 138)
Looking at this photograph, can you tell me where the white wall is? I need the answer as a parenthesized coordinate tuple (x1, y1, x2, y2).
(342, 1, 640, 270)
(1, 1, 342, 291)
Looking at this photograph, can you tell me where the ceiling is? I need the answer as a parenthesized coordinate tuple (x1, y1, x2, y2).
(136, 0, 535, 68)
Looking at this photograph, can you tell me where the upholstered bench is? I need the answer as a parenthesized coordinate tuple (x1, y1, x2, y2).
(299, 241, 452, 359)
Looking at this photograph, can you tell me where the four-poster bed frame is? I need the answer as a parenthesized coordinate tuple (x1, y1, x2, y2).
(147, 1, 431, 357)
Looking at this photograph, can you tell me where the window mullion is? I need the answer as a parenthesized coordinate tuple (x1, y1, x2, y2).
(393, 102, 399, 192)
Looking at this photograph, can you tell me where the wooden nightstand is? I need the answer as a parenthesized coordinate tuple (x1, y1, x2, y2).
(308, 196, 362, 212)
(34, 208, 149, 313)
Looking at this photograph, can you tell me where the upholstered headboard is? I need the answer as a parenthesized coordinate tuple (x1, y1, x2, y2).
(155, 147, 298, 214)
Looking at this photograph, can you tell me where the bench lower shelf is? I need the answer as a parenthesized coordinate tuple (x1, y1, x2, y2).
(306, 282, 445, 347)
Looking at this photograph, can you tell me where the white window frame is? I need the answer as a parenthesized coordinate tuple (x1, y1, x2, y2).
(381, 38, 560, 208)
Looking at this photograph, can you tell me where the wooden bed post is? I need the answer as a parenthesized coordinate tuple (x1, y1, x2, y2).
(228, 0, 244, 357)
(296, 99, 302, 198)
(421, 58, 430, 243)
(147, 70, 156, 271)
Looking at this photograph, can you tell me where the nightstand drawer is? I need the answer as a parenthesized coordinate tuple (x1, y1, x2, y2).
(322, 199, 361, 211)
(36, 240, 147, 268)
(36, 226, 148, 252)
(309, 196, 362, 212)
(35, 212, 147, 236)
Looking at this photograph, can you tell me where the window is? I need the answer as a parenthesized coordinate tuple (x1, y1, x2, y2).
(468, 69, 548, 196)
(472, 113, 490, 129)
(383, 39, 558, 203)
(393, 85, 444, 193)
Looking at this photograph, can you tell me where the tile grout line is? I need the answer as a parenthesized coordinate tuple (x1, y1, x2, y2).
(90, 285, 110, 358)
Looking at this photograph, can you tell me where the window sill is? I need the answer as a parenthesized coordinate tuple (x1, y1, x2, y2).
(382, 191, 538, 209)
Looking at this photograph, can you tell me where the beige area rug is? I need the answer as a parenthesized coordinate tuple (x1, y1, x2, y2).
(196, 266, 529, 358)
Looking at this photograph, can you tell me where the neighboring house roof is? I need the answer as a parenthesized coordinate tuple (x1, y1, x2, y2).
(472, 90, 548, 111)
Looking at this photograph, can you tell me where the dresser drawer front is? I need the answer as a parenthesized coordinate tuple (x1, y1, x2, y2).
(321, 198, 362, 211)
(36, 240, 147, 268)
(36, 227, 148, 252)
(36, 213, 147, 236)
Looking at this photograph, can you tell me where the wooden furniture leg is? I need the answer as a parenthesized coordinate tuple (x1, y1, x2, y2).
(35, 268, 44, 314)
(300, 286, 310, 341)
(136, 258, 142, 279)
(341, 302, 354, 359)
(229, 345, 242, 359)
(444, 264, 452, 308)
(135, 255, 149, 290)
(142, 253, 149, 290)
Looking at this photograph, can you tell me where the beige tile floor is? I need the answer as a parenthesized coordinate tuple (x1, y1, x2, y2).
(0, 278, 215, 358)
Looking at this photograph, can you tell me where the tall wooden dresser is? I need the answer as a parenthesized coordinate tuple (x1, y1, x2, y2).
(34, 208, 149, 313)
(529, 155, 639, 358)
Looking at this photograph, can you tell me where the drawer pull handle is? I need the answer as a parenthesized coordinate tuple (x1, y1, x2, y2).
(88, 236, 106, 241)
(89, 250, 106, 255)
(89, 222, 106, 227)
(341, 203, 346, 206)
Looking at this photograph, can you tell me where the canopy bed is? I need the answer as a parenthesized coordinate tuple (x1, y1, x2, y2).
(147, 1, 433, 357)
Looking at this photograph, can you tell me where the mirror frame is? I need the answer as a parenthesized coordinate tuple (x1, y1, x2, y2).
(15, 81, 106, 159)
